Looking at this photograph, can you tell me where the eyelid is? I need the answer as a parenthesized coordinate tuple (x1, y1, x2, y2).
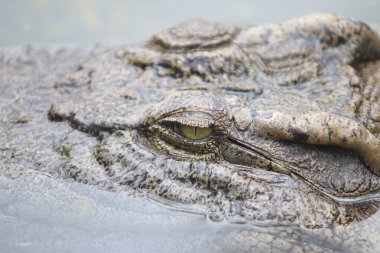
(158, 112, 215, 128)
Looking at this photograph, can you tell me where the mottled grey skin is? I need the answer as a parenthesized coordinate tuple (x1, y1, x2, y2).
(2, 14, 380, 252)
(45, 14, 380, 230)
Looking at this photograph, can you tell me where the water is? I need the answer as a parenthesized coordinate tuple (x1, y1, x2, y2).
(1, 0, 380, 47)
(2, 173, 379, 253)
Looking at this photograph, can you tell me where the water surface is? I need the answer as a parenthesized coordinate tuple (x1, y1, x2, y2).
(1, 0, 380, 46)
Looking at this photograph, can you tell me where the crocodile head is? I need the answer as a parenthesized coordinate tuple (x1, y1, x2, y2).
(49, 14, 380, 228)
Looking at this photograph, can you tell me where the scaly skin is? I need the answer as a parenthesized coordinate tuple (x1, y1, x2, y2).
(45, 14, 380, 229)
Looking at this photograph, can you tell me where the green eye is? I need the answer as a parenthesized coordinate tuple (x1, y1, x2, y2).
(179, 124, 212, 140)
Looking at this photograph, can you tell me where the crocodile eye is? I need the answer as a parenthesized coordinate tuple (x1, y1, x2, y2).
(179, 124, 212, 140)
(142, 111, 222, 158)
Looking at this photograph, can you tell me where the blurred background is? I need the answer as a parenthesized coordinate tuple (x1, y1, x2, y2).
(1, 0, 380, 47)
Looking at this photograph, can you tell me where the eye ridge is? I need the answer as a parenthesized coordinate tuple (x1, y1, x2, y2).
(157, 111, 215, 129)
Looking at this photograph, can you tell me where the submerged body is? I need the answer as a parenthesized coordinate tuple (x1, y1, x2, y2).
(2, 14, 380, 252)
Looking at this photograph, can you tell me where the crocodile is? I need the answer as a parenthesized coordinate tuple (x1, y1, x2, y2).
(2, 13, 380, 252)
(44, 14, 380, 229)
